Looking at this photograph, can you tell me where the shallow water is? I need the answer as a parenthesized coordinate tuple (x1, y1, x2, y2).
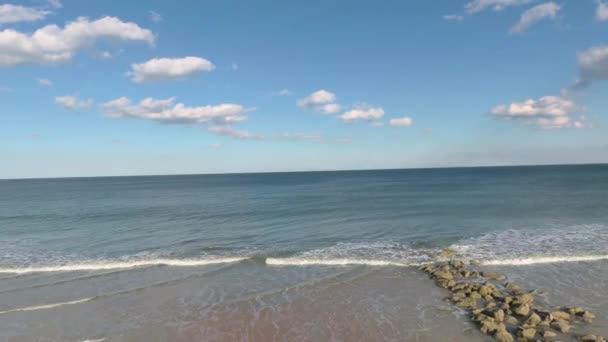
(0, 165, 607, 341)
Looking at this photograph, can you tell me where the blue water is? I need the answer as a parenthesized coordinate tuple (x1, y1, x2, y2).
(1, 164, 607, 341)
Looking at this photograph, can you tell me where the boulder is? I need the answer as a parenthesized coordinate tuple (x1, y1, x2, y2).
(433, 270, 453, 280)
(457, 297, 477, 309)
(580, 336, 600, 342)
(579, 310, 596, 322)
(495, 331, 514, 342)
(535, 310, 553, 322)
(517, 327, 536, 340)
(479, 320, 505, 335)
(512, 293, 534, 306)
(449, 260, 465, 268)
(470, 259, 481, 266)
(436, 278, 455, 289)
(419, 264, 434, 273)
(550, 320, 571, 333)
(524, 312, 541, 327)
(513, 304, 530, 316)
(505, 315, 519, 325)
(551, 310, 571, 321)
(440, 248, 456, 258)
(542, 330, 557, 340)
(567, 307, 585, 315)
(505, 283, 524, 295)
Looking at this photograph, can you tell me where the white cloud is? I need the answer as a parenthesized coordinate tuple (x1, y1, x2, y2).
(465, 0, 532, 14)
(208, 126, 262, 140)
(573, 45, 608, 89)
(128, 57, 214, 83)
(0, 86, 13, 92)
(339, 105, 384, 122)
(209, 143, 222, 149)
(148, 10, 162, 23)
(510, 2, 560, 34)
(490, 95, 580, 129)
(297, 89, 340, 114)
(0, 16, 154, 66)
(317, 103, 341, 114)
(275, 88, 291, 96)
(55, 95, 93, 110)
(443, 14, 464, 21)
(0, 4, 50, 24)
(389, 117, 414, 127)
(103, 96, 252, 125)
(231, 62, 239, 71)
(37, 78, 52, 86)
(597, 1, 608, 21)
(275, 132, 322, 141)
(48, 0, 62, 9)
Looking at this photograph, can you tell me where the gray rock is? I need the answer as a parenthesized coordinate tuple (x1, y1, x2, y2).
(481, 271, 506, 281)
(524, 312, 541, 327)
(513, 304, 530, 316)
(550, 320, 571, 333)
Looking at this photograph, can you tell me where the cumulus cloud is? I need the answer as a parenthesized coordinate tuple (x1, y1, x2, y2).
(573, 45, 608, 89)
(55, 95, 93, 110)
(0, 4, 50, 24)
(597, 1, 608, 21)
(339, 105, 384, 122)
(208, 126, 262, 140)
(102, 96, 252, 125)
(37, 78, 52, 86)
(0, 16, 154, 66)
(148, 10, 162, 23)
(297, 89, 340, 114)
(465, 0, 532, 14)
(128, 56, 214, 83)
(510, 2, 560, 34)
(389, 117, 414, 127)
(490, 95, 582, 129)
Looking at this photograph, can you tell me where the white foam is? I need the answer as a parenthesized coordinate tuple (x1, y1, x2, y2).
(0, 257, 246, 274)
(482, 255, 608, 266)
(0, 297, 92, 315)
(266, 257, 413, 267)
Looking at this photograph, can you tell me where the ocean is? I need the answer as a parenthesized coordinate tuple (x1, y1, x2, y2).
(1, 164, 607, 341)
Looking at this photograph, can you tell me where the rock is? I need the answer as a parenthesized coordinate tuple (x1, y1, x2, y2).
(513, 304, 530, 316)
(542, 330, 557, 340)
(481, 272, 506, 281)
(479, 320, 505, 335)
(579, 310, 596, 322)
(517, 327, 536, 340)
(452, 292, 467, 302)
(433, 270, 453, 280)
(495, 331, 514, 342)
(440, 264, 450, 272)
(457, 297, 477, 309)
(449, 260, 464, 268)
(505, 315, 519, 325)
(512, 293, 534, 306)
(486, 301, 497, 309)
(436, 278, 455, 289)
(440, 248, 456, 258)
(470, 259, 481, 266)
(469, 271, 480, 278)
(567, 307, 585, 315)
(524, 313, 541, 327)
(535, 310, 553, 322)
(551, 310, 571, 321)
(551, 320, 571, 333)
(419, 264, 434, 273)
(494, 309, 505, 322)
(580, 336, 599, 342)
(505, 282, 525, 295)
(469, 291, 482, 299)
(503, 296, 514, 305)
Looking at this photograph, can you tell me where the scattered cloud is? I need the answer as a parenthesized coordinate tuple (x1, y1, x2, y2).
(443, 14, 464, 21)
(597, 1, 608, 21)
(0, 86, 13, 92)
(97, 51, 113, 59)
(572, 45, 608, 89)
(274, 88, 292, 96)
(490, 95, 583, 129)
(339, 105, 384, 122)
(510, 2, 560, 34)
(389, 117, 414, 127)
(128, 56, 214, 83)
(297, 89, 340, 114)
(103, 96, 252, 125)
(209, 143, 222, 149)
(55, 95, 93, 110)
(465, 0, 532, 14)
(208, 126, 262, 140)
(275, 132, 322, 141)
(0, 3, 50, 24)
(48, 0, 62, 9)
(0, 16, 154, 66)
(37, 78, 52, 86)
(231, 62, 239, 71)
(148, 10, 162, 23)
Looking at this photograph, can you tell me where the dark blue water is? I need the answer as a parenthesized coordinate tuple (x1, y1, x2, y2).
(1, 165, 607, 341)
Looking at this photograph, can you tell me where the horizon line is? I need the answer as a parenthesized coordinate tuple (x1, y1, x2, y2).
(2, 162, 607, 181)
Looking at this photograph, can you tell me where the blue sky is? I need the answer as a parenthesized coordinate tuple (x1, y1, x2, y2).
(1, 0, 607, 178)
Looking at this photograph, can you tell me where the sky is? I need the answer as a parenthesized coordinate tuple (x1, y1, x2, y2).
(1, 0, 608, 178)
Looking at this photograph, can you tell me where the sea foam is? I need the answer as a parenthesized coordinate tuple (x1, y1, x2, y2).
(266, 257, 412, 267)
(0, 257, 246, 274)
(0, 297, 92, 315)
(481, 255, 608, 266)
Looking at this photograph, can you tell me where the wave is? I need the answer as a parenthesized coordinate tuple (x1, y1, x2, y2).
(481, 255, 608, 266)
(266, 257, 413, 267)
(0, 257, 246, 274)
(0, 297, 92, 315)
